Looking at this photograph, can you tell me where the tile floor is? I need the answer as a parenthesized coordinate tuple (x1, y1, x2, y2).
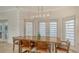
(0, 42, 18, 53)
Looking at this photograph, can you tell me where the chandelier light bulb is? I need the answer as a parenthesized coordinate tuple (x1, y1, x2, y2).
(36, 15, 38, 18)
(47, 14, 50, 16)
(32, 16, 34, 18)
(43, 14, 45, 17)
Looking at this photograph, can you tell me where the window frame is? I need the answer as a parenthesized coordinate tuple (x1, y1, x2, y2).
(49, 20, 57, 38)
(62, 16, 76, 46)
(24, 21, 33, 36)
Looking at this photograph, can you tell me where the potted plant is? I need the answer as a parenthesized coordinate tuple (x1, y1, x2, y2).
(37, 32, 41, 40)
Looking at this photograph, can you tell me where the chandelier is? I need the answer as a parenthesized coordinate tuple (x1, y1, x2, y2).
(32, 6, 50, 18)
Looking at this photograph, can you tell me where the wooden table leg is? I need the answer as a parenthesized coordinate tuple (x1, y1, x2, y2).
(54, 43, 57, 53)
(19, 40, 22, 53)
(19, 41, 20, 53)
(13, 40, 15, 52)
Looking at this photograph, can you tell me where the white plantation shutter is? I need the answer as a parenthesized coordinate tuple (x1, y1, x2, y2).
(39, 22, 46, 36)
(64, 17, 75, 45)
(49, 22, 57, 37)
(25, 22, 33, 36)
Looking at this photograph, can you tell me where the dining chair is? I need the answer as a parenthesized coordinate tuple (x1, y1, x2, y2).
(55, 40, 70, 53)
(13, 37, 19, 52)
(19, 39, 31, 53)
(36, 40, 50, 53)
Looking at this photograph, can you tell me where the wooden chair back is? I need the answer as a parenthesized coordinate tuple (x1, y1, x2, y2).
(13, 37, 20, 52)
(55, 40, 70, 53)
(19, 39, 31, 48)
(19, 39, 31, 53)
(36, 41, 49, 52)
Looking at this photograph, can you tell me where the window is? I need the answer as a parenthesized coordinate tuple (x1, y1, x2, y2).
(0, 25, 2, 38)
(49, 21, 57, 37)
(25, 22, 33, 36)
(39, 22, 46, 36)
(64, 17, 75, 45)
(4, 22, 8, 39)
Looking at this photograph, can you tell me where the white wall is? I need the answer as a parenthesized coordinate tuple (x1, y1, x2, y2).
(0, 8, 21, 43)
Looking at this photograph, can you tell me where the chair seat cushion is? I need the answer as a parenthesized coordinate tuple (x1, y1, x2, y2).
(21, 47, 31, 53)
(56, 47, 67, 51)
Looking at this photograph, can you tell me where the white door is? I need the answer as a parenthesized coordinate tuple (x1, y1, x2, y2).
(0, 23, 8, 41)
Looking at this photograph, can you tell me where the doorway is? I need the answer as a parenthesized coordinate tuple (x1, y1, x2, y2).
(0, 20, 8, 41)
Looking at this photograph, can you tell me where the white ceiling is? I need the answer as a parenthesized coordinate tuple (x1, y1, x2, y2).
(0, 6, 77, 11)
(0, 6, 16, 11)
(0, 6, 77, 19)
(0, 6, 65, 12)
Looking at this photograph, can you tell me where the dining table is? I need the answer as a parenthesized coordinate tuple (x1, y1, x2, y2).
(13, 36, 58, 53)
